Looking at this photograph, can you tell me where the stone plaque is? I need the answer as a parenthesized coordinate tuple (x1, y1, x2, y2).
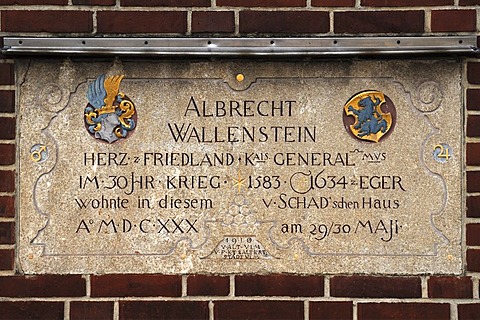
(18, 59, 462, 274)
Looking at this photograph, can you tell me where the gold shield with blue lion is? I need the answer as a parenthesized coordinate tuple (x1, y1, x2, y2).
(343, 91, 395, 143)
(84, 74, 136, 143)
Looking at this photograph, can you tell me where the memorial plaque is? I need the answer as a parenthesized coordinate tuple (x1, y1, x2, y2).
(18, 59, 463, 274)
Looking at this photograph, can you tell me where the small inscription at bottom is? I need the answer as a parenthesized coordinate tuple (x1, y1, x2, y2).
(204, 236, 273, 260)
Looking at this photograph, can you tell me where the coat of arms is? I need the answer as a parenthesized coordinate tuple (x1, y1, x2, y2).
(343, 91, 395, 143)
(84, 75, 136, 143)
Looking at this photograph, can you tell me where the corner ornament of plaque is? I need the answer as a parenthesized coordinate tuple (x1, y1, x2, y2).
(343, 91, 396, 143)
(84, 75, 136, 143)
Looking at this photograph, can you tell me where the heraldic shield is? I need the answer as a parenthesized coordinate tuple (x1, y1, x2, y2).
(344, 90, 394, 143)
(84, 74, 137, 143)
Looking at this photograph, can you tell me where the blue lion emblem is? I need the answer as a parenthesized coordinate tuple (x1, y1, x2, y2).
(348, 96, 388, 138)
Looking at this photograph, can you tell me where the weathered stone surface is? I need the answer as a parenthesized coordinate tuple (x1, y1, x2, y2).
(17, 59, 462, 274)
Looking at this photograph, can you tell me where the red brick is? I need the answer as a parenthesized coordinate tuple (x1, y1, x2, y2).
(70, 301, 114, 320)
(460, 0, 480, 5)
(467, 249, 480, 272)
(91, 274, 181, 297)
(467, 224, 480, 246)
(467, 143, 480, 166)
(215, 301, 303, 320)
(467, 171, 480, 193)
(240, 11, 329, 33)
(312, 0, 354, 6)
(467, 196, 480, 218)
(0, 118, 15, 140)
(120, 301, 208, 320)
(0, 302, 63, 320)
(0, 64, 13, 86)
(2, 11, 93, 33)
(0, 0, 66, 3)
(0, 275, 86, 297)
(0, 249, 14, 270)
(121, 0, 209, 6)
(192, 11, 235, 33)
(0, 171, 14, 193)
(468, 62, 480, 84)
(334, 11, 424, 33)
(187, 275, 229, 296)
(467, 116, 480, 137)
(0, 196, 14, 218)
(362, 0, 452, 5)
(218, 0, 305, 6)
(0, 38, 4, 59)
(310, 301, 353, 320)
(458, 304, 480, 319)
(431, 10, 476, 32)
(331, 276, 421, 298)
(358, 303, 450, 320)
(0, 144, 15, 166)
(0, 91, 14, 113)
(236, 274, 323, 297)
(467, 89, 480, 111)
(428, 277, 473, 299)
(97, 11, 186, 33)
(0, 222, 14, 245)
(73, 0, 114, 5)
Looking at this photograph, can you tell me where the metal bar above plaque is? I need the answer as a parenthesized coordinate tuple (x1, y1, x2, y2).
(18, 58, 462, 274)
(4, 36, 477, 57)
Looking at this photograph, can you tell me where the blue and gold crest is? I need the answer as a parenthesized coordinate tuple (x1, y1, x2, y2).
(84, 75, 136, 143)
(344, 91, 395, 143)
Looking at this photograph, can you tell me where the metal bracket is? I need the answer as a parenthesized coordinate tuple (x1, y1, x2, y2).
(2, 36, 478, 57)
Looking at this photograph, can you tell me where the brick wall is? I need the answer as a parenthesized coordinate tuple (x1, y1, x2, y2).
(1, 1, 480, 319)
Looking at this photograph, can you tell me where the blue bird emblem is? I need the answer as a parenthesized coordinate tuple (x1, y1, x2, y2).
(84, 74, 136, 143)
